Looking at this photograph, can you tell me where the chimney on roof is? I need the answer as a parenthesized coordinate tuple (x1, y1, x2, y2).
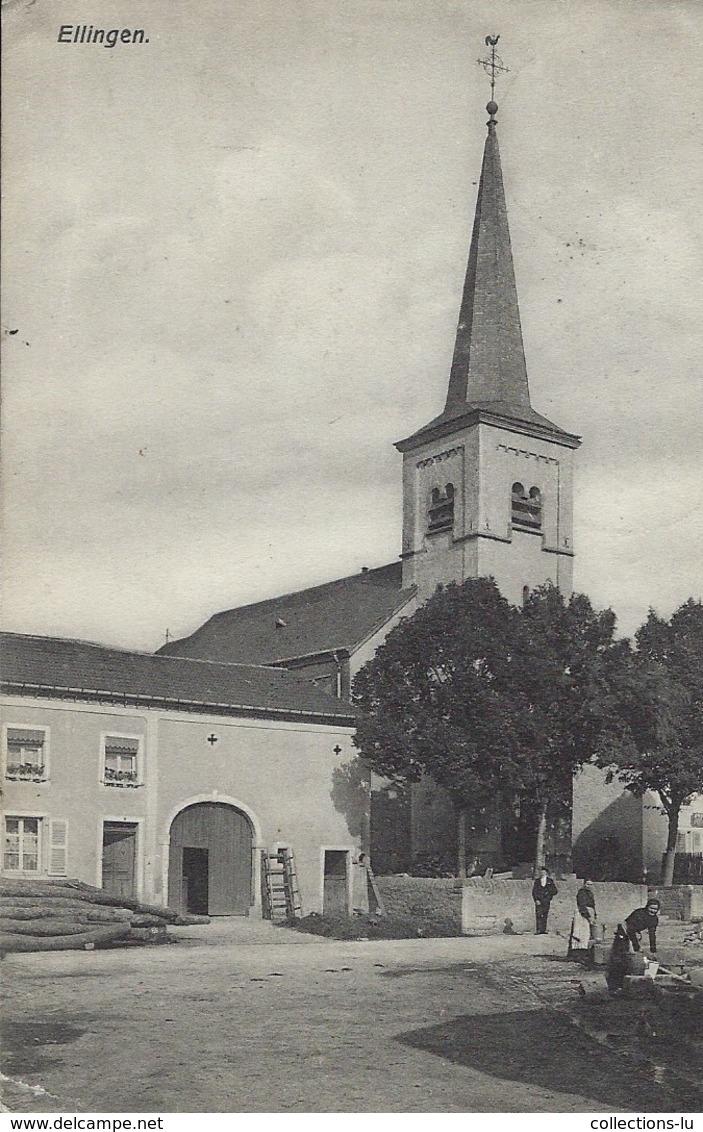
(275, 617, 287, 629)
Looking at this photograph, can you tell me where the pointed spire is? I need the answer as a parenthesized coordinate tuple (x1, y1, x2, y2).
(396, 53, 580, 454)
(444, 99, 531, 415)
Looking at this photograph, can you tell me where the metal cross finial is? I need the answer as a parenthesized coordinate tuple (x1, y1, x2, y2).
(477, 34, 509, 104)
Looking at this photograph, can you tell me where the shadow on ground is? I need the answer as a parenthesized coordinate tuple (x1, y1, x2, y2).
(0, 1021, 85, 1076)
(396, 1008, 703, 1112)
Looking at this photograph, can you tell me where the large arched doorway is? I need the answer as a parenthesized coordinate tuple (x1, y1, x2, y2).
(168, 802, 253, 916)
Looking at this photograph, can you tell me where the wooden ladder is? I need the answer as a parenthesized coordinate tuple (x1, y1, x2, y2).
(365, 858, 386, 916)
(261, 847, 302, 921)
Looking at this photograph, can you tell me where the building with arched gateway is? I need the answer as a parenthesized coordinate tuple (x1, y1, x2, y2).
(1, 632, 367, 916)
(3, 87, 696, 907)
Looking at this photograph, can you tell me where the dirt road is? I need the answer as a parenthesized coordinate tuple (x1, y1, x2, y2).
(1, 922, 700, 1113)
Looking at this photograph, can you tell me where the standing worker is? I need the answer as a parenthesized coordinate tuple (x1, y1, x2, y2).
(577, 878, 598, 939)
(532, 866, 558, 935)
(625, 897, 660, 953)
(567, 878, 597, 956)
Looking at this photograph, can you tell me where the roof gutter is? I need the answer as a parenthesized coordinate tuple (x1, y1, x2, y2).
(1, 680, 357, 727)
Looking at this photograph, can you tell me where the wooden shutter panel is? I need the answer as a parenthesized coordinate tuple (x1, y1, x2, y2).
(48, 820, 68, 875)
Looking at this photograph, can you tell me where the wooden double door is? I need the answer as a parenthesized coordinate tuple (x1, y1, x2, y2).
(168, 803, 253, 916)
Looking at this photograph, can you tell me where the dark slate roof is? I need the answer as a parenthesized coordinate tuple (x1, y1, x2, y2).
(445, 116, 531, 415)
(397, 400, 580, 452)
(0, 632, 356, 724)
(158, 562, 415, 666)
(398, 112, 580, 455)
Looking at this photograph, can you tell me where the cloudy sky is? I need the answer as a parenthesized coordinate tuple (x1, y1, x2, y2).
(2, 0, 701, 652)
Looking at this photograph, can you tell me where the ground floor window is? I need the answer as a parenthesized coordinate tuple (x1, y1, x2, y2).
(4, 816, 41, 873)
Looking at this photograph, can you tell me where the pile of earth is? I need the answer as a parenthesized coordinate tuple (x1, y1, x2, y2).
(285, 911, 461, 940)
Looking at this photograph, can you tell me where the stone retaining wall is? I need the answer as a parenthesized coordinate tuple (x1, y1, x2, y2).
(375, 876, 463, 931)
(462, 878, 648, 936)
(374, 876, 657, 937)
(656, 886, 703, 922)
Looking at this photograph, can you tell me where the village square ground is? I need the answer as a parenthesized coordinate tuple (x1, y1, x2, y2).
(1, 920, 702, 1114)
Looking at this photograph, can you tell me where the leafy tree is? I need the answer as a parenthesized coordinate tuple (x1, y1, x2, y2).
(353, 577, 625, 873)
(509, 586, 630, 869)
(352, 578, 520, 874)
(602, 599, 703, 886)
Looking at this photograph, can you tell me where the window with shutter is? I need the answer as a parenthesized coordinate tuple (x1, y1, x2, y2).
(48, 819, 68, 876)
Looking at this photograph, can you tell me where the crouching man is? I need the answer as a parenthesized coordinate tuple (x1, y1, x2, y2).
(625, 897, 660, 953)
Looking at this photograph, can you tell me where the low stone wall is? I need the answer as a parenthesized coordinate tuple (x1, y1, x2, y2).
(461, 878, 648, 936)
(375, 876, 463, 931)
(656, 886, 703, 922)
(374, 876, 662, 936)
(690, 888, 703, 921)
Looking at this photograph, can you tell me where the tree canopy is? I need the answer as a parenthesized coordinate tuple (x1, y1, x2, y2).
(601, 599, 703, 884)
(352, 577, 626, 871)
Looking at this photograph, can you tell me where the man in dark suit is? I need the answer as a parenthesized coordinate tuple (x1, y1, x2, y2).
(532, 866, 558, 934)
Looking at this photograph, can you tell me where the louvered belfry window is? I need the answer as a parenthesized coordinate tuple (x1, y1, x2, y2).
(103, 736, 140, 785)
(428, 483, 455, 533)
(511, 483, 542, 530)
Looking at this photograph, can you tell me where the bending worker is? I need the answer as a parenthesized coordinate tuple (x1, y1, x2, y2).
(625, 897, 660, 953)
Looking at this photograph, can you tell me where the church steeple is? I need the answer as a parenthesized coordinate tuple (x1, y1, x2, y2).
(445, 99, 531, 416)
(398, 62, 578, 451)
(396, 44, 580, 606)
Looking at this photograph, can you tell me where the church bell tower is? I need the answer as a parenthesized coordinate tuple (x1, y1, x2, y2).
(397, 73, 580, 607)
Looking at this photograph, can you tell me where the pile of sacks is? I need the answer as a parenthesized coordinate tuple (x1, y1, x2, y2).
(0, 877, 196, 952)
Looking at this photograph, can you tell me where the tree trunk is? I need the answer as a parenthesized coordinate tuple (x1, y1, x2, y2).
(661, 805, 681, 888)
(534, 797, 549, 872)
(457, 807, 467, 878)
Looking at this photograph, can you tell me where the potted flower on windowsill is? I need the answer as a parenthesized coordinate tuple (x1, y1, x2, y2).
(5, 764, 46, 782)
(103, 767, 140, 787)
